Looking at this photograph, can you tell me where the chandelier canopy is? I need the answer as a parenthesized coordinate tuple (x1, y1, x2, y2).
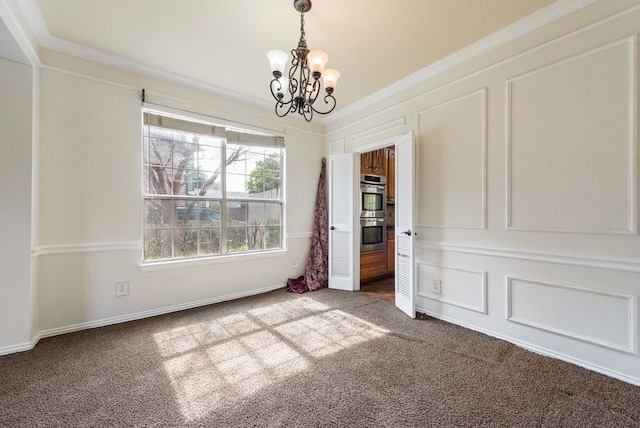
(267, 0, 340, 122)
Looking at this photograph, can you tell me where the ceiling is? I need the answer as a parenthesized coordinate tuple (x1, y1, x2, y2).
(31, 0, 556, 114)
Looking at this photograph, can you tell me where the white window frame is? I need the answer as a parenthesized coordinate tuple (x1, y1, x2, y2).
(140, 107, 285, 267)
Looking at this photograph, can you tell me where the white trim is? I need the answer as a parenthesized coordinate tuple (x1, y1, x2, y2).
(32, 241, 141, 257)
(326, 0, 598, 125)
(36, 283, 284, 341)
(416, 241, 640, 274)
(0, 334, 39, 356)
(15, 0, 48, 45)
(415, 305, 640, 387)
(0, 0, 40, 65)
(505, 36, 638, 235)
(353, 134, 401, 154)
(506, 277, 636, 354)
(628, 33, 639, 235)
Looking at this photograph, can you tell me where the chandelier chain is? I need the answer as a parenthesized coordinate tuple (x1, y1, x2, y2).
(299, 13, 306, 46)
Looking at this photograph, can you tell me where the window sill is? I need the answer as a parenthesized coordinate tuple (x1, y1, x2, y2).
(138, 249, 288, 272)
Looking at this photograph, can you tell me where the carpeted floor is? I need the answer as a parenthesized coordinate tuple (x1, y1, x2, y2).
(1, 287, 639, 427)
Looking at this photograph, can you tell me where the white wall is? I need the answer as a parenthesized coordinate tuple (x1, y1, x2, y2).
(0, 57, 34, 351)
(325, 1, 640, 385)
(33, 49, 324, 336)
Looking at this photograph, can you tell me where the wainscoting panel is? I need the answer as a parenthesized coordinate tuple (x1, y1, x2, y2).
(507, 37, 637, 234)
(507, 277, 636, 353)
(416, 89, 486, 229)
(417, 261, 487, 314)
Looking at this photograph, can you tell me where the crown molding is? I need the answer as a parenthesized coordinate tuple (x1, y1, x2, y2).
(0, 0, 40, 65)
(325, 0, 597, 125)
(15, 0, 596, 129)
(17, 0, 279, 113)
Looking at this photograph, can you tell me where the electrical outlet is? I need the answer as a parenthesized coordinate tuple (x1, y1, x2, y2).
(432, 280, 442, 294)
(116, 281, 130, 296)
(290, 258, 299, 269)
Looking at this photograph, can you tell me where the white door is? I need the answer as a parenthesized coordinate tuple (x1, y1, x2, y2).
(395, 132, 415, 318)
(328, 153, 358, 290)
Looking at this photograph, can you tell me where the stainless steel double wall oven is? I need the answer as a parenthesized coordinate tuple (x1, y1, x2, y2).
(360, 174, 386, 252)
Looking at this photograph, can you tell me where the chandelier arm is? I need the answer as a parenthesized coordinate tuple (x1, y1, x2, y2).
(288, 50, 301, 96)
(269, 78, 293, 104)
(301, 103, 314, 122)
(274, 99, 295, 118)
(306, 79, 321, 105)
(308, 94, 337, 115)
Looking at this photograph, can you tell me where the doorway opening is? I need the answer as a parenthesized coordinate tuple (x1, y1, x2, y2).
(359, 145, 396, 303)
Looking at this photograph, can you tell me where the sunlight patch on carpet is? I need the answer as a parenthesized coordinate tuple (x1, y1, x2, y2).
(153, 296, 390, 422)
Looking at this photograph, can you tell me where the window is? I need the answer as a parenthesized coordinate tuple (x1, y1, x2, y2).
(142, 109, 284, 262)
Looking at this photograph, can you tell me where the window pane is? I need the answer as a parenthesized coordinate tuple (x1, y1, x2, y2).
(227, 225, 247, 253)
(199, 227, 221, 256)
(145, 135, 174, 195)
(265, 202, 282, 249)
(175, 228, 197, 257)
(226, 144, 282, 200)
(197, 170, 222, 198)
(144, 228, 172, 261)
(145, 199, 176, 229)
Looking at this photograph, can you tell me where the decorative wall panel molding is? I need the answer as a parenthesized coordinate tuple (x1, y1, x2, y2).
(351, 118, 406, 143)
(416, 89, 487, 229)
(507, 277, 636, 353)
(32, 241, 141, 257)
(416, 261, 487, 314)
(506, 36, 637, 234)
(417, 241, 640, 274)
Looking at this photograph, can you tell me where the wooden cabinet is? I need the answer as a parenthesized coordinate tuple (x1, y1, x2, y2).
(385, 148, 395, 203)
(360, 148, 386, 176)
(386, 229, 395, 273)
(360, 250, 387, 281)
(360, 229, 395, 282)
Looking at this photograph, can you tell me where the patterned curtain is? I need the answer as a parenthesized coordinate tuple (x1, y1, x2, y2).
(287, 158, 328, 293)
(305, 158, 329, 290)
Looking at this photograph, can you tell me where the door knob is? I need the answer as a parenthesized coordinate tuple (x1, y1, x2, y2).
(330, 226, 336, 230)
(401, 229, 412, 236)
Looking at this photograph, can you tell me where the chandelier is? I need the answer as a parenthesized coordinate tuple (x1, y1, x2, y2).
(267, 0, 340, 122)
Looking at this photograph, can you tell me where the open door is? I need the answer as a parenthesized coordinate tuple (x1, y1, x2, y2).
(328, 153, 359, 290)
(395, 132, 415, 318)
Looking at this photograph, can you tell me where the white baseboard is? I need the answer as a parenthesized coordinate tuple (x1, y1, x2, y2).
(0, 334, 40, 356)
(0, 284, 284, 356)
(416, 305, 640, 387)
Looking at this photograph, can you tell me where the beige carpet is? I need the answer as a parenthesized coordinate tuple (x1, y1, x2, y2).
(1, 287, 639, 427)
